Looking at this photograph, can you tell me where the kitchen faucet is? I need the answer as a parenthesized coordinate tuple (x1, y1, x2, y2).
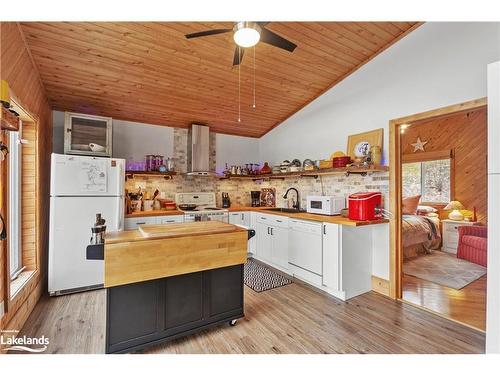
(283, 187, 300, 210)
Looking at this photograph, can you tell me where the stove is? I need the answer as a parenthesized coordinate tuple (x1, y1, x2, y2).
(175, 192, 228, 222)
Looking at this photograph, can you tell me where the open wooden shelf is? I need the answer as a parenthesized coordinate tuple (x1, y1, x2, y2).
(125, 170, 177, 180)
(220, 166, 389, 180)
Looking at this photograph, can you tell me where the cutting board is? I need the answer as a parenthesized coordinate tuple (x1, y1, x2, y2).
(138, 221, 237, 239)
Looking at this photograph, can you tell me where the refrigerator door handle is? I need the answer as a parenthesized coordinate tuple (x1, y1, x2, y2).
(117, 196, 124, 231)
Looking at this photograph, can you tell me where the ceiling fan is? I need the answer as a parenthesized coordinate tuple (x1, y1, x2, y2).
(185, 22, 297, 66)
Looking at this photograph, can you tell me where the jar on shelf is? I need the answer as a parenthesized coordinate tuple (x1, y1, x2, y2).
(145, 155, 154, 172)
(156, 155, 164, 171)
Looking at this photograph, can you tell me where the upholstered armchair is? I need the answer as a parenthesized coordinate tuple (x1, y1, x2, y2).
(457, 226, 488, 267)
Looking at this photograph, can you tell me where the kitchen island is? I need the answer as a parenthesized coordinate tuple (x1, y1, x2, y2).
(94, 221, 248, 353)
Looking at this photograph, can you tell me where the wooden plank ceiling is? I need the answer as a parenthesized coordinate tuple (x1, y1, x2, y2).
(20, 22, 420, 137)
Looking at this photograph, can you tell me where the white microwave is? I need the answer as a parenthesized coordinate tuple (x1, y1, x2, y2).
(306, 195, 346, 216)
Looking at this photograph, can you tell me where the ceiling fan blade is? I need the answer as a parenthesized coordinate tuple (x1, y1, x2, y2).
(185, 29, 232, 39)
(260, 27, 297, 53)
(232, 47, 244, 66)
(257, 22, 270, 27)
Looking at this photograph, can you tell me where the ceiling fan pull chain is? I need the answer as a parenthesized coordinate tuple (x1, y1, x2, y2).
(253, 46, 256, 108)
(238, 46, 241, 123)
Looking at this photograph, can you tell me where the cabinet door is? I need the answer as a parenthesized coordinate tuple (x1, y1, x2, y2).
(164, 272, 204, 330)
(256, 222, 272, 262)
(107, 279, 162, 350)
(271, 226, 289, 270)
(229, 212, 242, 225)
(322, 223, 340, 290)
(207, 265, 244, 318)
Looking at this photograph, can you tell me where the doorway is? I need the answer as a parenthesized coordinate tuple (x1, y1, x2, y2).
(389, 98, 488, 331)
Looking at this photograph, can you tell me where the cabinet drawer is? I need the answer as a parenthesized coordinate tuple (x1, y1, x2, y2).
(445, 231, 459, 243)
(256, 213, 288, 227)
(158, 215, 184, 224)
(124, 217, 157, 230)
(445, 223, 463, 232)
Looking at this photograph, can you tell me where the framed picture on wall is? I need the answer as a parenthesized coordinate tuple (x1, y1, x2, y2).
(347, 128, 383, 159)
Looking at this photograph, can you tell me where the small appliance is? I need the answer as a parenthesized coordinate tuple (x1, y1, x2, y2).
(251, 191, 261, 207)
(306, 195, 345, 216)
(221, 192, 231, 208)
(348, 192, 382, 221)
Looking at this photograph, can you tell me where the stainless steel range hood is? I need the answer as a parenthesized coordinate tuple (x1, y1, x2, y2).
(186, 124, 214, 176)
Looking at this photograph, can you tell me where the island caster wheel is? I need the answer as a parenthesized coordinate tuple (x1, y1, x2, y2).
(229, 319, 237, 326)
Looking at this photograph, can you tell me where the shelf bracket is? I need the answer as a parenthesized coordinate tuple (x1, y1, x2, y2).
(300, 174, 318, 179)
(345, 171, 368, 177)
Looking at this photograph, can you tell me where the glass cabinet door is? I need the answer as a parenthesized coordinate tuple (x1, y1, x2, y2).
(64, 113, 112, 157)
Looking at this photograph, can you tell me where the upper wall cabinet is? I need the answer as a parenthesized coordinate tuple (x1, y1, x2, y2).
(64, 112, 112, 158)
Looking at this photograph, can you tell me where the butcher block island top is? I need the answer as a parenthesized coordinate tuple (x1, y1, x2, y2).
(104, 221, 248, 288)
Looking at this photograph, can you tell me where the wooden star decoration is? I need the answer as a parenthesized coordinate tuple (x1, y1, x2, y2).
(411, 137, 428, 152)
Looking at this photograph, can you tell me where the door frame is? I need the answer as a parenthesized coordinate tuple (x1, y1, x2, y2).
(388, 97, 487, 299)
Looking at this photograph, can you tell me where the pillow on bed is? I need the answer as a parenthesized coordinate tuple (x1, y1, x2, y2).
(417, 205, 438, 215)
(402, 195, 421, 215)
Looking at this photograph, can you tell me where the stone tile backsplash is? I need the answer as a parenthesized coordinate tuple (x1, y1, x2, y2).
(125, 172, 389, 209)
(128, 126, 389, 208)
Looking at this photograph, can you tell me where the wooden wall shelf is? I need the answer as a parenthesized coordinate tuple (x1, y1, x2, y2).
(220, 166, 389, 180)
(125, 171, 176, 180)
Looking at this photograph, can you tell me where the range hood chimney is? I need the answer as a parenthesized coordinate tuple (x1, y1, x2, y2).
(186, 124, 213, 176)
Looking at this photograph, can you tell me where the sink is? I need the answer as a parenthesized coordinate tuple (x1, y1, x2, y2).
(264, 208, 304, 213)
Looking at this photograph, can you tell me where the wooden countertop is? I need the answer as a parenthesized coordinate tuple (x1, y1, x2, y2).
(104, 221, 248, 288)
(228, 206, 389, 226)
(125, 209, 183, 218)
(125, 206, 388, 226)
(106, 221, 246, 244)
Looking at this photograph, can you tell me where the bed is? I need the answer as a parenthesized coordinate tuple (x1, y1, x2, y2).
(402, 214, 441, 260)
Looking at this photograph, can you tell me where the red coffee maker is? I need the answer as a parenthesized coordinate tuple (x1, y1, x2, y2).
(348, 192, 383, 221)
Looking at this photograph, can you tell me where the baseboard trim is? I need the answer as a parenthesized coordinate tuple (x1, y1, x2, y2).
(371, 276, 390, 297)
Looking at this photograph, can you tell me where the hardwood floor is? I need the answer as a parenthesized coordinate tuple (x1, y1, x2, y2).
(18, 282, 484, 354)
(402, 274, 487, 331)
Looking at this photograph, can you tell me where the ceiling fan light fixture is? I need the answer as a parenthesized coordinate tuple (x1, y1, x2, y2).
(233, 22, 261, 48)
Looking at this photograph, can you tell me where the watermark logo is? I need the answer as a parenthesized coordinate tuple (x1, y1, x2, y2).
(1, 330, 49, 353)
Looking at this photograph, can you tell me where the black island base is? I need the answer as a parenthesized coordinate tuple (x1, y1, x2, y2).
(105, 264, 244, 353)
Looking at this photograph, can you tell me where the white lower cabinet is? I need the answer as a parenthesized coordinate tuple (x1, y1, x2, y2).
(251, 213, 378, 301)
(229, 212, 250, 227)
(256, 221, 272, 262)
(230, 212, 254, 254)
(271, 226, 289, 270)
(322, 223, 340, 291)
(322, 223, 373, 301)
(254, 213, 289, 272)
(124, 215, 184, 230)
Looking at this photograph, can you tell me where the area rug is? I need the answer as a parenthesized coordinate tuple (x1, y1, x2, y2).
(403, 251, 486, 290)
(244, 258, 292, 292)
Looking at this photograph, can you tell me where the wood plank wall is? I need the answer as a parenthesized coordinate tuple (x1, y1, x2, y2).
(21, 123, 37, 270)
(0, 22, 52, 336)
(401, 107, 487, 223)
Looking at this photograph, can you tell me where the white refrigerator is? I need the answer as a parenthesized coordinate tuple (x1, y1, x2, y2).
(48, 153, 125, 295)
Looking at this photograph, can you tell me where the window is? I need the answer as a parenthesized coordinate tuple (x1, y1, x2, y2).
(402, 158, 451, 203)
(8, 124, 22, 279)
